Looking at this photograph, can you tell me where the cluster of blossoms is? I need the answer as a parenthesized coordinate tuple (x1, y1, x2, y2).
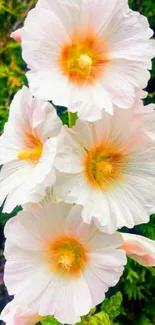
(1, 0, 155, 324)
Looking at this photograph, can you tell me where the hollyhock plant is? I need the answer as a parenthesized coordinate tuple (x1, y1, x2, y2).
(4, 202, 126, 324)
(121, 233, 155, 267)
(15, 0, 155, 120)
(0, 86, 62, 213)
(1, 1, 155, 324)
(0, 300, 41, 325)
(54, 102, 155, 233)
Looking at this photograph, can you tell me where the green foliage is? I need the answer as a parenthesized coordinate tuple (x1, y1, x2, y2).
(76, 311, 111, 325)
(133, 314, 154, 325)
(88, 312, 111, 325)
(0, 205, 22, 225)
(0, 108, 8, 132)
(41, 316, 61, 325)
(101, 292, 123, 322)
(123, 258, 155, 301)
(136, 214, 155, 240)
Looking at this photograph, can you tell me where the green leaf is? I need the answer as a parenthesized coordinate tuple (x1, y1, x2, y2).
(41, 316, 62, 325)
(77, 310, 111, 325)
(68, 111, 78, 128)
(89, 312, 111, 325)
(101, 292, 123, 321)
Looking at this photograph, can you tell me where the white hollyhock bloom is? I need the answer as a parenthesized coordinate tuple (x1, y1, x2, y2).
(54, 102, 155, 233)
(0, 86, 62, 213)
(18, 0, 155, 120)
(121, 233, 155, 267)
(4, 203, 126, 324)
(0, 300, 40, 325)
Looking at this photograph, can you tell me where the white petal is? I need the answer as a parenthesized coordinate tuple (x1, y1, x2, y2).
(54, 128, 85, 173)
(0, 161, 31, 209)
(0, 132, 19, 164)
(87, 232, 123, 252)
(83, 267, 107, 307)
(81, 0, 129, 35)
(37, 0, 81, 33)
(88, 250, 126, 269)
(53, 276, 91, 324)
(9, 86, 32, 129)
(32, 100, 62, 141)
(4, 202, 72, 249)
(65, 204, 98, 245)
(5, 261, 52, 305)
(83, 248, 125, 307)
(73, 120, 96, 149)
(102, 59, 150, 109)
(104, 9, 155, 61)
(26, 69, 70, 106)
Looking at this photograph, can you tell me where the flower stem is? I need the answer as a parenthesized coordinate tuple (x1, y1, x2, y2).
(68, 112, 77, 128)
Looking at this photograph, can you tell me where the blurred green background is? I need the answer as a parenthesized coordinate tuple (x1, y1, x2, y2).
(0, 1, 155, 324)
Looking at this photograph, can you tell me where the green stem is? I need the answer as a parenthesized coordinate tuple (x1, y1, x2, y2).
(68, 111, 78, 128)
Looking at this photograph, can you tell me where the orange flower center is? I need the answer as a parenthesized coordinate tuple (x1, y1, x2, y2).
(18, 132, 43, 162)
(47, 236, 88, 278)
(58, 31, 110, 85)
(84, 142, 128, 190)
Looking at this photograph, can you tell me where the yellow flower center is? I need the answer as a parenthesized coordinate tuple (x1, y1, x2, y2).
(18, 132, 43, 162)
(18, 145, 42, 161)
(58, 31, 110, 85)
(84, 143, 127, 190)
(47, 236, 88, 278)
(77, 54, 93, 70)
(66, 44, 95, 81)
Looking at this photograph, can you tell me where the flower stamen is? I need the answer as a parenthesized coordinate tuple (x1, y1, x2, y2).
(58, 32, 110, 85)
(18, 132, 43, 162)
(47, 236, 88, 278)
(77, 54, 92, 70)
(18, 145, 42, 161)
(84, 143, 127, 190)
(58, 252, 74, 271)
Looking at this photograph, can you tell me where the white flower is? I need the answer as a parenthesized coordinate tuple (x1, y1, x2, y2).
(4, 202, 126, 324)
(0, 300, 40, 325)
(18, 0, 155, 121)
(121, 233, 155, 267)
(54, 101, 155, 233)
(0, 86, 62, 213)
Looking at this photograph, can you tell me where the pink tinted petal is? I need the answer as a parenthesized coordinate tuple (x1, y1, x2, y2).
(121, 233, 155, 266)
(11, 28, 22, 42)
(0, 300, 40, 325)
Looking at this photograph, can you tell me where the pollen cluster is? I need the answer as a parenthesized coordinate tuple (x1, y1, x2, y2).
(47, 236, 88, 278)
(58, 31, 110, 85)
(18, 132, 43, 162)
(84, 142, 127, 190)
